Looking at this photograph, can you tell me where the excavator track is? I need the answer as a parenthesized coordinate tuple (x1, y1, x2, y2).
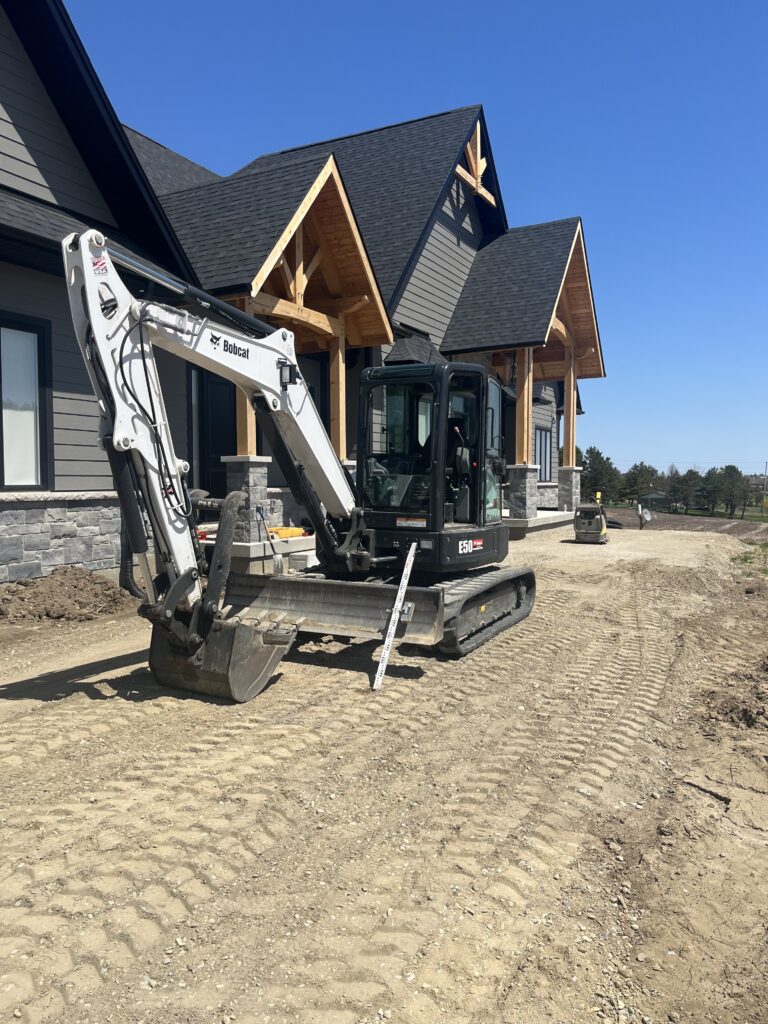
(435, 565, 536, 656)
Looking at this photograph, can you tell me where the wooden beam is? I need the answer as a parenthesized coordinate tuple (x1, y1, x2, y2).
(294, 221, 305, 306)
(326, 162, 394, 344)
(305, 210, 342, 296)
(250, 156, 334, 297)
(515, 347, 533, 465)
(330, 314, 346, 459)
(236, 388, 257, 456)
(279, 256, 294, 299)
(472, 122, 482, 184)
(563, 344, 577, 467)
(247, 293, 340, 336)
(304, 247, 323, 288)
(455, 162, 496, 207)
(455, 162, 479, 191)
(548, 314, 570, 345)
(324, 294, 370, 315)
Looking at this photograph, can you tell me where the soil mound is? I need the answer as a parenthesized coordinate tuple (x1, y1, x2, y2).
(0, 566, 135, 623)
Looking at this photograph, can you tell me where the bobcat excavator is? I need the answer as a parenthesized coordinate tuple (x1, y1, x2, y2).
(62, 230, 535, 701)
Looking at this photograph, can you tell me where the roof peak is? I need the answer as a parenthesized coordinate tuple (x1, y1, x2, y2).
(237, 104, 482, 169)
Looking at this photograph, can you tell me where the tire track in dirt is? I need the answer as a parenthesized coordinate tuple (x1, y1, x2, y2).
(0, 581, 593, 1021)
(240, 593, 653, 1022)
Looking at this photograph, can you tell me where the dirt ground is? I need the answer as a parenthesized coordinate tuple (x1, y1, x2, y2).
(607, 507, 768, 542)
(0, 526, 766, 1024)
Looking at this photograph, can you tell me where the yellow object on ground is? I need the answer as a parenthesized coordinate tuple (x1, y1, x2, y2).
(269, 526, 305, 539)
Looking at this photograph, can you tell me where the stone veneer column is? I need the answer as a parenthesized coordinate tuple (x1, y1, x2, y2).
(506, 465, 539, 519)
(558, 466, 582, 511)
(221, 455, 280, 543)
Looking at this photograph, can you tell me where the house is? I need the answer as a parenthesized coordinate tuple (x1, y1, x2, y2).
(0, 0, 604, 582)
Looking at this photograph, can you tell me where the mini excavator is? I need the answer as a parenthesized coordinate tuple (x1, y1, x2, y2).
(62, 230, 535, 701)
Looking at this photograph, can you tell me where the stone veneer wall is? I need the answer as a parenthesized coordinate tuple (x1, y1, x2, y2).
(0, 492, 121, 582)
(537, 483, 559, 510)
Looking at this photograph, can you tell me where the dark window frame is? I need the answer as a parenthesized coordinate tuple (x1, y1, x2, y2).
(0, 310, 53, 492)
(535, 426, 552, 483)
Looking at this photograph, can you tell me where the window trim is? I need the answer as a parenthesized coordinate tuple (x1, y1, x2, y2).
(0, 310, 53, 492)
(535, 426, 552, 483)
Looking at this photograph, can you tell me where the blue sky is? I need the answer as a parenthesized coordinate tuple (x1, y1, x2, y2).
(67, 0, 768, 475)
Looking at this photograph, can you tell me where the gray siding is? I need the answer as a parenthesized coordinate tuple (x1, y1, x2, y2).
(532, 385, 559, 483)
(0, 261, 189, 491)
(393, 176, 482, 347)
(0, 7, 115, 223)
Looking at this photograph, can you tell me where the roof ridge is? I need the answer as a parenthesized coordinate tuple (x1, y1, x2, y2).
(236, 104, 481, 170)
(162, 150, 330, 199)
(505, 216, 581, 233)
(122, 123, 220, 176)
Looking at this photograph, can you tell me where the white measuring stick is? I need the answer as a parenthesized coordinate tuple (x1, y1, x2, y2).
(372, 541, 418, 692)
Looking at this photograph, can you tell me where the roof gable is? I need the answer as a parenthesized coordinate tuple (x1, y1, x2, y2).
(124, 126, 220, 195)
(441, 218, 581, 353)
(232, 106, 487, 304)
(1, 0, 196, 279)
(162, 153, 331, 293)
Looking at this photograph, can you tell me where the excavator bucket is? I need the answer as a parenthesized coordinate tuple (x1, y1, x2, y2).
(149, 617, 297, 702)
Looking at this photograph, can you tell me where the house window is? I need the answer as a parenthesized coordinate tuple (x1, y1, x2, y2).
(535, 427, 552, 482)
(0, 315, 50, 490)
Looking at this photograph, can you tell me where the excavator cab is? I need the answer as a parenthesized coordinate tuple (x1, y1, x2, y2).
(358, 362, 508, 574)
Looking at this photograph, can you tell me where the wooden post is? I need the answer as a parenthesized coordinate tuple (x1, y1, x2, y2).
(563, 342, 576, 467)
(294, 221, 304, 306)
(330, 313, 347, 459)
(515, 347, 533, 464)
(236, 389, 257, 456)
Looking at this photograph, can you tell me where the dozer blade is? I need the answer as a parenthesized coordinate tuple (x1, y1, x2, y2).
(149, 618, 297, 702)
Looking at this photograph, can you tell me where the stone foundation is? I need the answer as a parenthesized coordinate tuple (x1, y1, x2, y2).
(537, 482, 559, 510)
(505, 465, 539, 519)
(0, 491, 121, 582)
(558, 466, 582, 511)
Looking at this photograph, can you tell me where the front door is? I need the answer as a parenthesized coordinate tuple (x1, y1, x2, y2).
(198, 370, 236, 498)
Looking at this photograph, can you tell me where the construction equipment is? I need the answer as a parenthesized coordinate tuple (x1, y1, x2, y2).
(62, 230, 535, 701)
(574, 491, 623, 543)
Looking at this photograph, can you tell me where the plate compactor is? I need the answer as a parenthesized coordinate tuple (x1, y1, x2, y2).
(62, 231, 535, 701)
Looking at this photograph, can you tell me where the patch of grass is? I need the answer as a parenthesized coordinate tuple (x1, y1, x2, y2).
(732, 541, 768, 574)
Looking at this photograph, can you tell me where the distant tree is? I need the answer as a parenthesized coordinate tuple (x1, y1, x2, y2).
(720, 464, 744, 517)
(678, 469, 703, 513)
(581, 447, 622, 502)
(622, 462, 660, 502)
(667, 465, 682, 508)
(737, 476, 756, 519)
(699, 467, 723, 513)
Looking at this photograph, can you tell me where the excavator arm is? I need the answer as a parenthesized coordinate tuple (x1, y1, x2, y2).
(63, 230, 360, 596)
(62, 230, 367, 699)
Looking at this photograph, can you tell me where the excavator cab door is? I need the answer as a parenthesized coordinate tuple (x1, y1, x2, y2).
(358, 362, 509, 574)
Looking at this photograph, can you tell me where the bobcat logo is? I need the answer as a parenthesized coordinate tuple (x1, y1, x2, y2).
(210, 333, 221, 349)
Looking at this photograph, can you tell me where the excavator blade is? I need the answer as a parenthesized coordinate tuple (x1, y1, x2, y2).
(149, 618, 297, 702)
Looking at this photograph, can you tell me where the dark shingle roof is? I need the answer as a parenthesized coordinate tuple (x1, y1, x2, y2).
(0, 186, 171, 278)
(233, 106, 483, 304)
(160, 154, 330, 292)
(385, 334, 447, 365)
(440, 218, 580, 354)
(124, 126, 220, 195)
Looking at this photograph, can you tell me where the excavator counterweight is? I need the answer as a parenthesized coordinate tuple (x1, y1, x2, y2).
(62, 231, 535, 701)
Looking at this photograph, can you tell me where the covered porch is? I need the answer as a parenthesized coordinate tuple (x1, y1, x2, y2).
(440, 216, 605, 522)
(161, 153, 392, 499)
